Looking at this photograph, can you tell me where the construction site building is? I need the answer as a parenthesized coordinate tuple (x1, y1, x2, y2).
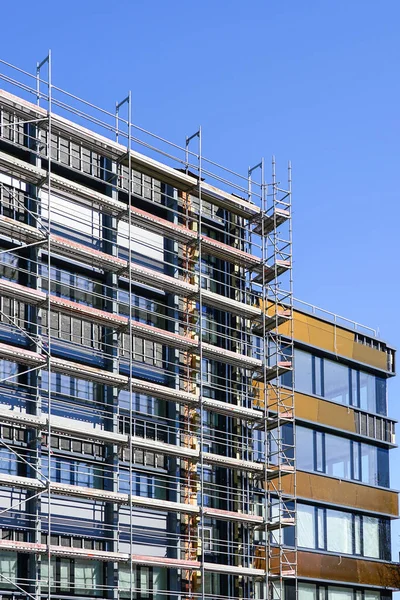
(0, 55, 397, 600)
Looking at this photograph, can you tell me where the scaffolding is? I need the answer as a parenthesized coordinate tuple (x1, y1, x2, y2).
(0, 55, 295, 600)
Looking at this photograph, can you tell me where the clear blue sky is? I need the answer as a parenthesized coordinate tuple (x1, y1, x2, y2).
(2, 0, 400, 560)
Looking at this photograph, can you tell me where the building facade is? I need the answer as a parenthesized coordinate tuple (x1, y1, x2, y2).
(0, 56, 397, 600)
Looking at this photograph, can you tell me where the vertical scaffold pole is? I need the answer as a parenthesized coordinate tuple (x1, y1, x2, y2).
(288, 161, 297, 600)
(116, 91, 132, 600)
(249, 160, 266, 600)
(37, 49, 52, 600)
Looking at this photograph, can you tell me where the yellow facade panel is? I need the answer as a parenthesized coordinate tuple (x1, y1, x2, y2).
(353, 343, 388, 371)
(297, 551, 400, 588)
(295, 472, 399, 516)
(281, 310, 389, 372)
(295, 392, 357, 433)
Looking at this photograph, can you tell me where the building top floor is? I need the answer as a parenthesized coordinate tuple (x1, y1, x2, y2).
(290, 300, 395, 377)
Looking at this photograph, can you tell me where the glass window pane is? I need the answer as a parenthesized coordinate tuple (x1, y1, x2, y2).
(41, 558, 56, 590)
(59, 459, 72, 484)
(365, 593, 380, 600)
(60, 559, 71, 592)
(140, 567, 150, 592)
(0, 448, 17, 475)
(361, 444, 378, 486)
(352, 443, 360, 480)
(317, 508, 325, 549)
(297, 504, 316, 549)
(295, 350, 313, 395)
(74, 560, 101, 595)
(363, 516, 380, 558)
(375, 378, 386, 415)
(325, 434, 351, 479)
(76, 461, 95, 487)
(204, 573, 220, 596)
(0, 552, 17, 588)
(354, 515, 361, 555)
(296, 426, 314, 471)
(315, 357, 323, 396)
(298, 583, 317, 600)
(324, 360, 350, 405)
(153, 567, 167, 597)
(377, 447, 389, 488)
(316, 432, 324, 472)
(350, 370, 358, 406)
(359, 372, 376, 412)
(327, 587, 353, 600)
(326, 509, 352, 554)
(119, 566, 136, 598)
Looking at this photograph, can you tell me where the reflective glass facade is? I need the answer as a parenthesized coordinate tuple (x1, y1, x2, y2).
(296, 425, 390, 487)
(292, 349, 387, 415)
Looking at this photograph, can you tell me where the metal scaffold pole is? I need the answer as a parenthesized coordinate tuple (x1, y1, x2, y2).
(36, 50, 53, 600)
(116, 89, 132, 600)
(288, 160, 297, 600)
(248, 159, 267, 600)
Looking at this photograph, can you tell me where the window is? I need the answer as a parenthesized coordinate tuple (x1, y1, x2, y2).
(325, 433, 351, 479)
(363, 516, 380, 559)
(324, 359, 350, 404)
(119, 470, 166, 500)
(41, 372, 74, 397)
(0, 448, 18, 476)
(298, 583, 317, 600)
(292, 349, 387, 415)
(0, 251, 18, 282)
(364, 593, 380, 600)
(40, 265, 102, 308)
(359, 372, 376, 413)
(361, 444, 378, 486)
(0, 552, 17, 588)
(0, 360, 18, 385)
(315, 431, 324, 472)
(41, 193, 100, 247)
(297, 504, 315, 549)
(119, 565, 151, 599)
(204, 573, 220, 597)
(295, 425, 388, 488)
(326, 509, 352, 554)
(200, 467, 213, 507)
(297, 503, 387, 559)
(41, 558, 102, 596)
(152, 567, 166, 599)
(298, 584, 381, 600)
(201, 307, 219, 345)
(295, 350, 313, 395)
(59, 559, 71, 592)
(119, 566, 136, 597)
(75, 560, 102, 595)
(202, 526, 213, 552)
(327, 588, 353, 600)
(118, 220, 163, 263)
(42, 456, 102, 489)
(296, 427, 314, 471)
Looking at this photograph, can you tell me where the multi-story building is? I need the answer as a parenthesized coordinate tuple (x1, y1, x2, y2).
(0, 55, 397, 600)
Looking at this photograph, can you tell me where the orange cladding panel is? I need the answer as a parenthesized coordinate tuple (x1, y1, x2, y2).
(298, 551, 400, 588)
(277, 472, 398, 516)
(295, 392, 357, 432)
(278, 310, 389, 372)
